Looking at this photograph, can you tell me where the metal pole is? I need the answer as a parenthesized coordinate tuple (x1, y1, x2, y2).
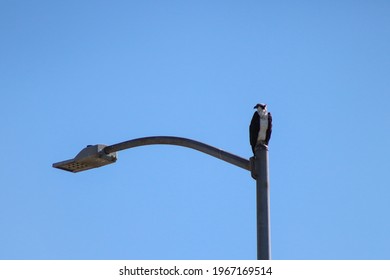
(255, 144, 271, 260)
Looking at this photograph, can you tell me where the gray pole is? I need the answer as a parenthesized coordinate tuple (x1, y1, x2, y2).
(255, 144, 271, 260)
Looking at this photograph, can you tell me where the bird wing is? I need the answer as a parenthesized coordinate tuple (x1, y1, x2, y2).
(249, 112, 259, 149)
(265, 112, 272, 144)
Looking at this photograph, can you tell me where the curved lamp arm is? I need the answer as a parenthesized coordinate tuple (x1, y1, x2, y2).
(104, 136, 250, 171)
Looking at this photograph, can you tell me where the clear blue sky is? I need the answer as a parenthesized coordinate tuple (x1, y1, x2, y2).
(1, 0, 389, 260)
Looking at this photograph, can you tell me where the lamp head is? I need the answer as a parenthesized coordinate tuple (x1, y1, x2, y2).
(52, 144, 117, 173)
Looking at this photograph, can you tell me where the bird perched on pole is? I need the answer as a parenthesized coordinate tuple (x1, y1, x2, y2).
(249, 103, 272, 155)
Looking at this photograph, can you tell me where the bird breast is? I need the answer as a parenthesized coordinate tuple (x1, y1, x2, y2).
(257, 115, 269, 142)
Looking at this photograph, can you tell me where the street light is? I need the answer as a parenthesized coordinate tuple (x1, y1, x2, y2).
(52, 136, 270, 260)
(52, 144, 117, 173)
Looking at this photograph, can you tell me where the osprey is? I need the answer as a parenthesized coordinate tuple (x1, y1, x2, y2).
(249, 103, 272, 155)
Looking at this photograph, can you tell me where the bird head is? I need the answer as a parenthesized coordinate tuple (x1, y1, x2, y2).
(254, 103, 267, 116)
